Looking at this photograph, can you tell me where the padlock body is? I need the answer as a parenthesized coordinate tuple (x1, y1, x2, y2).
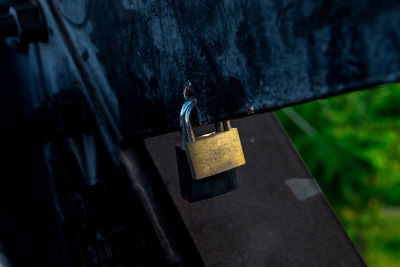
(176, 144, 237, 202)
(185, 128, 245, 180)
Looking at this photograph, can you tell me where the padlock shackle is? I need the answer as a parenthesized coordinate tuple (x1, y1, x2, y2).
(223, 121, 232, 130)
(216, 121, 232, 132)
(184, 99, 196, 144)
(180, 96, 196, 146)
(179, 96, 195, 127)
(179, 97, 234, 145)
(180, 97, 231, 146)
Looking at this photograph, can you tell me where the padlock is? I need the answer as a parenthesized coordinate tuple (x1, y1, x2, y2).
(175, 96, 244, 202)
(175, 144, 237, 202)
(183, 97, 246, 180)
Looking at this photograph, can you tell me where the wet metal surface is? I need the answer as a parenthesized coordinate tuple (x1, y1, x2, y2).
(7, 0, 400, 138)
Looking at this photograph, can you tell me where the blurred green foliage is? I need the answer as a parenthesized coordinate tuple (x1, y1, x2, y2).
(275, 83, 400, 266)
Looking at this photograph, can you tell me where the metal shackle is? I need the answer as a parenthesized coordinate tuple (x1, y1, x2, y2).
(215, 121, 232, 132)
(180, 96, 196, 145)
(179, 96, 195, 127)
(180, 96, 232, 145)
(184, 98, 197, 144)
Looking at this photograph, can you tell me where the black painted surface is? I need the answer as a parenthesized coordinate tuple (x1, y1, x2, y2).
(0, 42, 65, 267)
(47, 0, 400, 137)
(5, 0, 400, 137)
(0, 42, 177, 266)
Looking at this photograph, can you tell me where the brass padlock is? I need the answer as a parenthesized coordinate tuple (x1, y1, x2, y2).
(183, 97, 246, 180)
(176, 144, 237, 202)
(176, 96, 239, 202)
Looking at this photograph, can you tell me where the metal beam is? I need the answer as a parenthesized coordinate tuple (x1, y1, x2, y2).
(145, 113, 366, 266)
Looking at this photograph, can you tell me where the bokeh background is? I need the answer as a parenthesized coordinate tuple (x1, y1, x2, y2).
(276, 83, 400, 267)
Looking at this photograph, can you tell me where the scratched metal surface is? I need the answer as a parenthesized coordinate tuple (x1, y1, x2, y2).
(32, 0, 400, 138)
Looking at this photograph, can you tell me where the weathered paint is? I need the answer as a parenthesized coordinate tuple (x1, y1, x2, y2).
(8, 0, 400, 138)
